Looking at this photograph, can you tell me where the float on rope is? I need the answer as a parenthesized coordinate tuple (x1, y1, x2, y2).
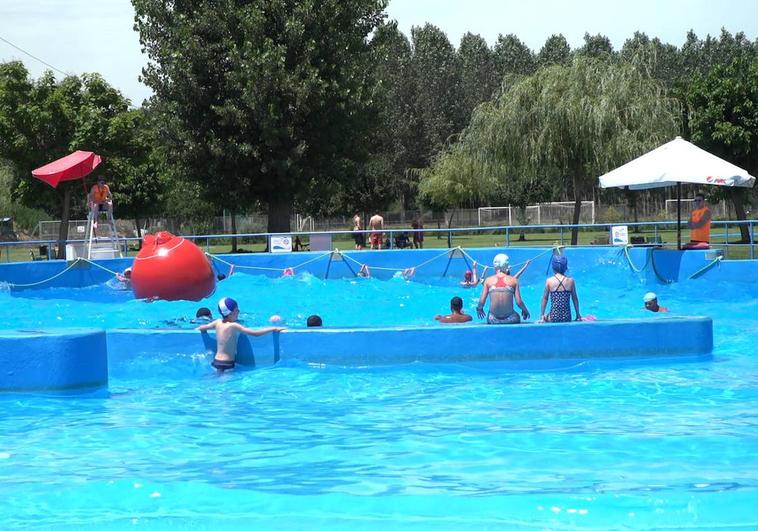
(132, 231, 216, 301)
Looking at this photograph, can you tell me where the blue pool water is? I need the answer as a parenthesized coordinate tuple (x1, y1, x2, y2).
(0, 254, 757, 528)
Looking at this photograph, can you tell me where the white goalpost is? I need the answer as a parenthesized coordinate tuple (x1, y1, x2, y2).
(478, 201, 595, 226)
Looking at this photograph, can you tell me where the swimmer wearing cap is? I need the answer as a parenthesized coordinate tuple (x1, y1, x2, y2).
(460, 261, 480, 288)
(115, 267, 132, 287)
(196, 297, 286, 372)
(643, 292, 669, 313)
(476, 253, 530, 324)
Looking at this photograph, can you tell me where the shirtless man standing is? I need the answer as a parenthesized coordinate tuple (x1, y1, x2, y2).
(476, 254, 530, 324)
(196, 297, 284, 372)
(368, 211, 384, 250)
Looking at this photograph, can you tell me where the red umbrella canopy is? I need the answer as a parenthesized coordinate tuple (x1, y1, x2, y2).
(31, 151, 102, 188)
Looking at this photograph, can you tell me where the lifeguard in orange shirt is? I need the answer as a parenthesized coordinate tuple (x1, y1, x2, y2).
(683, 192, 711, 250)
(88, 177, 113, 227)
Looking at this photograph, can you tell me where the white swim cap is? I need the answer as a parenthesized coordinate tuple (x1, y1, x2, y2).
(643, 292, 657, 302)
(493, 253, 510, 269)
(218, 297, 238, 317)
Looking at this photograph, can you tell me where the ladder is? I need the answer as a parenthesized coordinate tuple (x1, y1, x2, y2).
(85, 207, 123, 260)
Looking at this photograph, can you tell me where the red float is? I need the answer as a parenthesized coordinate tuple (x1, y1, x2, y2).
(131, 231, 216, 301)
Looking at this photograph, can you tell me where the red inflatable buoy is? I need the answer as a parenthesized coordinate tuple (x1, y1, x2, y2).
(132, 231, 216, 301)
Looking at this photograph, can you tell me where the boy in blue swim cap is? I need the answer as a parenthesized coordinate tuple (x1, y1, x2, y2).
(196, 297, 285, 372)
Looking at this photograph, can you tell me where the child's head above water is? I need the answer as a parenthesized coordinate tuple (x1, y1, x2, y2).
(218, 297, 239, 321)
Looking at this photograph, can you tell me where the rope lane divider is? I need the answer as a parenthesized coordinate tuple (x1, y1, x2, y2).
(5, 259, 87, 288)
(650, 249, 674, 284)
(688, 256, 723, 280)
(622, 245, 650, 274)
(80, 258, 120, 276)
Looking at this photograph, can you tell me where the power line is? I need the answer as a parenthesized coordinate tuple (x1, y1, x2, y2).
(0, 34, 73, 78)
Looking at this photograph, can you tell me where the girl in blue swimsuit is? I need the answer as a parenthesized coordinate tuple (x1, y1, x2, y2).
(539, 255, 581, 323)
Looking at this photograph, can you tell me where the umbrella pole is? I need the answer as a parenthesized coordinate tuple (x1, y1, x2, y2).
(677, 182, 682, 250)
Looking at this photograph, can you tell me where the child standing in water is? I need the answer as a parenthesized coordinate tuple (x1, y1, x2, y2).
(197, 297, 285, 372)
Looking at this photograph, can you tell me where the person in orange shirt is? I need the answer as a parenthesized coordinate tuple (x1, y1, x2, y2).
(88, 177, 113, 228)
(683, 192, 711, 250)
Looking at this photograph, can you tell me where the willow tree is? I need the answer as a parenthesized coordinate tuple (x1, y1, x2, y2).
(421, 56, 680, 244)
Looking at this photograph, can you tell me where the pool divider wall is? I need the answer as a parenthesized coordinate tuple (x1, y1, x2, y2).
(106, 317, 713, 369)
(1, 247, 756, 289)
(0, 317, 712, 392)
(0, 329, 108, 392)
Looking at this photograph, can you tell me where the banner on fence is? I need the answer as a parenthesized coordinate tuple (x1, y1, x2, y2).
(270, 236, 292, 253)
(611, 225, 629, 246)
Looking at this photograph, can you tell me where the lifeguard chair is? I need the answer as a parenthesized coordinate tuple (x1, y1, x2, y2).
(85, 206, 122, 259)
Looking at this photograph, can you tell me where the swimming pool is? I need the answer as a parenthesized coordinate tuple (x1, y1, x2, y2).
(0, 247, 756, 528)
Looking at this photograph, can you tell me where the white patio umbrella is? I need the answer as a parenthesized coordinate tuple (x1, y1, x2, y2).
(598, 136, 756, 248)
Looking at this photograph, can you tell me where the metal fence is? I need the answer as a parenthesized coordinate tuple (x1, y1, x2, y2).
(2, 220, 756, 263)
(30, 199, 745, 241)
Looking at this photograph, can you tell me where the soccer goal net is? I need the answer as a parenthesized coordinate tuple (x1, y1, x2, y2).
(478, 201, 595, 226)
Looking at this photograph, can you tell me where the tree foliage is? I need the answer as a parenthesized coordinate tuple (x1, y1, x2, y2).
(420, 57, 680, 243)
(687, 55, 758, 241)
(0, 62, 153, 256)
(537, 34, 571, 68)
(457, 32, 498, 121)
(133, 0, 387, 233)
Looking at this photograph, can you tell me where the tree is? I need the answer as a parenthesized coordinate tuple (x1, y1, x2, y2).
(457, 32, 498, 119)
(419, 58, 681, 245)
(537, 34, 571, 68)
(108, 106, 169, 246)
(409, 23, 463, 161)
(493, 34, 536, 79)
(133, 0, 386, 235)
(0, 63, 141, 257)
(364, 21, 419, 215)
(577, 33, 614, 59)
(687, 56, 758, 242)
(620, 32, 681, 88)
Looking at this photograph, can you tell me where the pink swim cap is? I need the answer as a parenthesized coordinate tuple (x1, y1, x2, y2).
(464, 270, 473, 281)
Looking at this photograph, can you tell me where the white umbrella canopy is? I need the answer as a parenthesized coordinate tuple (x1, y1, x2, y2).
(598, 137, 755, 249)
(599, 136, 756, 190)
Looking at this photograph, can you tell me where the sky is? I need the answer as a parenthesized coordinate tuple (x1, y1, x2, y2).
(1, 0, 757, 106)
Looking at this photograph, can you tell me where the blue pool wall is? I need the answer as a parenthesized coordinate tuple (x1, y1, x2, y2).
(0, 245, 742, 391)
(0, 316, 713, 392)
(1, 246, 757, 289)
(109, 315, 712, 370)
(0, 329, 108, 392)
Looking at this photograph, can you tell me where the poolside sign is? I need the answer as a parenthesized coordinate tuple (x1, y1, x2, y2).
(270, 236, 292, 253)
(611, 225, 629, 245)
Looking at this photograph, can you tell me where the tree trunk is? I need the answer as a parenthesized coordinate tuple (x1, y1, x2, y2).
(571, 177, 581, 246)
(56, 187, 71, 259)
(133, 217, 143, 250)
(517, 206, 527, 241)
(726, 188, 750, 243)
(267, 197, 292, 234)
(626, 190, 640, 232)
(230, 211, 238, 253)
(446, 209, 455, 248)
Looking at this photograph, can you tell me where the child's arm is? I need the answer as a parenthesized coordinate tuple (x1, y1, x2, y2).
(571, 281, 581, 320)
(196, 319, 218, 332)
(237, 325, 285, 337)
(539, 282, 550, 321)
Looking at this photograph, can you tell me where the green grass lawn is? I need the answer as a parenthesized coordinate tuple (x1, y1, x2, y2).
(2, 227, 755, 263)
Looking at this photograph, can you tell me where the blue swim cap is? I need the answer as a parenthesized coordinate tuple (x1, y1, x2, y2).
(218, 297, 238, 317)
(551, 255, 568, 273)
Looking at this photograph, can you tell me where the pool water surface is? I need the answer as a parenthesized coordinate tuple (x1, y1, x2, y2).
(0, 253, 756, 529)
